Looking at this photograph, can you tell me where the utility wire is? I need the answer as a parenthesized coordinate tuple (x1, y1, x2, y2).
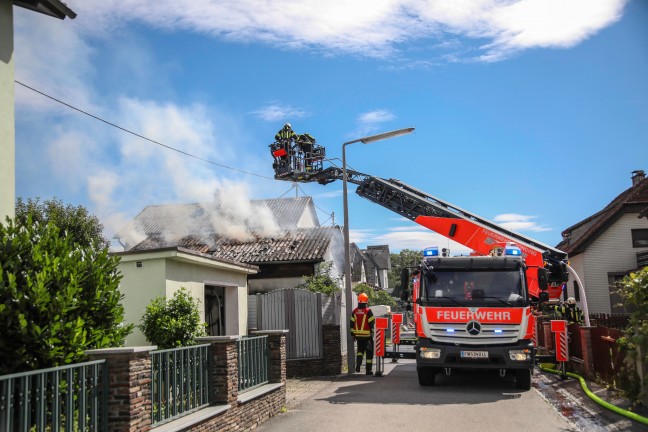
(15, 80, 274, 180)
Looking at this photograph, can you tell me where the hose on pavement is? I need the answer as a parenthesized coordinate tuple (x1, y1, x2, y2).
(538, 364, 648, 426)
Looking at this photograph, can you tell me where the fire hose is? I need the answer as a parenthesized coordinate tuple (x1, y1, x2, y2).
(538, 364, 648, 426)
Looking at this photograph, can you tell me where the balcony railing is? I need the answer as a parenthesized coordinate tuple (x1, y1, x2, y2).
(0, 360, 108, 431)
(150, 344, 210, 425)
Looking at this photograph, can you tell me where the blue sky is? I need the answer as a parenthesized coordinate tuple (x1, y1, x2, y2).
(13, 0, 648, 253)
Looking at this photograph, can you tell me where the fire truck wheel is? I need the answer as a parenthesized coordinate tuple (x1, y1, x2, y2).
(514, 368, 531, 391)
(417, 367, 436, 386)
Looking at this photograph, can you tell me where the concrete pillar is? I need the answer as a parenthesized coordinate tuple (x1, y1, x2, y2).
(0, 0, 15, 221)
(85, 346, 156, 432)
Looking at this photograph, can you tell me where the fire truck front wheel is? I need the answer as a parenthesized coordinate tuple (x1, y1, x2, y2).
(514, 368, 532, 390)
(417, 367, 438, 386)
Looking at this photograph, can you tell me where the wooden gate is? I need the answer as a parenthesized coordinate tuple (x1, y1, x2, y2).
(250, 289, 323, 359)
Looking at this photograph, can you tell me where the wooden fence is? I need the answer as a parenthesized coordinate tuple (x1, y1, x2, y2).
(538, 313, 629, 388)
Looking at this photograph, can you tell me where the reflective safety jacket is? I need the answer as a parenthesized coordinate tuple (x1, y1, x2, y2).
(350, 306, 375, 337)
(553, 304, 584, 324)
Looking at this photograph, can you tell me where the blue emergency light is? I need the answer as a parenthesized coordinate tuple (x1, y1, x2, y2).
(505, 245, 522, 256)
(424, 246, 439, 257)
(446, 328, 455, 333)
(494, 329, 503, 334)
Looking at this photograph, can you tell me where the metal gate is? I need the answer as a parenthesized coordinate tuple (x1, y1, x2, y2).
(250, 289, 323, 359)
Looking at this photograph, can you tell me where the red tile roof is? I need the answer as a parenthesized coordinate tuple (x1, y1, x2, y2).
(557, 176, 648, 256)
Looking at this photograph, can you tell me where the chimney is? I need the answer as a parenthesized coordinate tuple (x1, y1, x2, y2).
(631, 170, 646, 186)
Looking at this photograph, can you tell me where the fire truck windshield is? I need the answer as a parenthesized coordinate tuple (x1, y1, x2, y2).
(421, 269, 526, 306)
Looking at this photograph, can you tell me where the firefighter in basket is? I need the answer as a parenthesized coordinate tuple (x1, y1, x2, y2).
(350, 293, 375, 375)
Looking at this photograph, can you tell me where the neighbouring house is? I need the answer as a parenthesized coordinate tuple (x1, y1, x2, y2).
(115, 196, 348, 351)
(350, 243, 391, 291)
(556, 170, 648, 314)
(113, 246, 258, 346)
(1, 0, 76, 220)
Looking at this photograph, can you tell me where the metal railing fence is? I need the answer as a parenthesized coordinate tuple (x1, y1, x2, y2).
(237, 336, 268, 393)
(150, 344, 210, 426)
(0, 360, 108, 432)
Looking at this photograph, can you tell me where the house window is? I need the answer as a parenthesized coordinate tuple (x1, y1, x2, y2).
(573, 281, 580, 301)
(631, 229, 648, 248)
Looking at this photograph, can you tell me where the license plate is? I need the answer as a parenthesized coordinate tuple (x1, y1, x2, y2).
(460, 350, 488, 359)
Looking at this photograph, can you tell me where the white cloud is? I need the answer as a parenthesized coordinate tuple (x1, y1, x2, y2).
(494, 213, 551, 232)
(353, 225, 473, 254)
(358, 110, 395, 125)
(69, 0, 626, 61)
(251, 104, 308, 122)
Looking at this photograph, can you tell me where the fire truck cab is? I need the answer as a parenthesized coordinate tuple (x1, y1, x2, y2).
(406, 245, 536, 390)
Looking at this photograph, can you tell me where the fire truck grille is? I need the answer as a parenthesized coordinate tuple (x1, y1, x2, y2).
(428, 323, 520, 345)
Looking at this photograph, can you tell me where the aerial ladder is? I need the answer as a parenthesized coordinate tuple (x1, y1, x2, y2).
(270, 144, 572, 302)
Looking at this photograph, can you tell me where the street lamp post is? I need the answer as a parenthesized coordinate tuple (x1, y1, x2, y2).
(342, 127, 414, 374)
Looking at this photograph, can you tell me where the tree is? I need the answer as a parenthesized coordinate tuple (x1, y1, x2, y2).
(615, 267, 648, 405)
(353, 282, 397, 309)
(139, 288, 206, 349)
(15, 197, 108, 248)
(298, 261, 342, 296)
(0, 217, 132, 374)
(388, 249, 422, 297)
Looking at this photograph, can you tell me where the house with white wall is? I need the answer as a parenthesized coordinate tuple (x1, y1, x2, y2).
(1, 0, 75, 220)
(557, 170, 648, 313)
(113, 246, 258, 346)
(116, 196, 348, 346)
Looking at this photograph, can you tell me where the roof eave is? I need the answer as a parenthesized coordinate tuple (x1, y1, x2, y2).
(14, 0, 77, 19)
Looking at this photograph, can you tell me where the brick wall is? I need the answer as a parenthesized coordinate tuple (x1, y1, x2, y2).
(86, 332, 287, 432)
(189, 387, 286, 432)
(86, 347, 154, 432)
(287, 324, 341, 378)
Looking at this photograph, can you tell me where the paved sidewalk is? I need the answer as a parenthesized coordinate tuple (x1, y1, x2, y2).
(285, 375, 341, 409)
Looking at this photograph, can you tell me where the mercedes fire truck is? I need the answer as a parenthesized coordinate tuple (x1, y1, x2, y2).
(268, 132, 571, 390)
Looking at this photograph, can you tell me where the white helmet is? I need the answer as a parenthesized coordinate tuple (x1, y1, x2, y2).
(567, 297, 576, 305)
(285, 123, 291, 128)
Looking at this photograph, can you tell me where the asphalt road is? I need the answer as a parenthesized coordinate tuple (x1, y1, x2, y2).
(257, 359, 576, 432)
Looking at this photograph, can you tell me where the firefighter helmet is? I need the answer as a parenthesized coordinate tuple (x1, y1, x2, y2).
(567, 297, 576, 305)
(358, 293, 369, 303)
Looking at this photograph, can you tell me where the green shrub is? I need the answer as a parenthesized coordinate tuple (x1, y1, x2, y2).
(139, 288, 206, 349)
(353, 282, 397, 308)
(0, 217, 132, 374)
(298, 261, 342, 296)
(615, 267, 648, 405)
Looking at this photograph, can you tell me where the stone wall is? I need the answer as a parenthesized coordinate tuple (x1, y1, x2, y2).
(189, 387, 286, 432)
(286, 324, 342, 377)
(86, 331, 287, 432)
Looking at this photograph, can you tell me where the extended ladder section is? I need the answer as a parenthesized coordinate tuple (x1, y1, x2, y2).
(285, 166, 566, 262)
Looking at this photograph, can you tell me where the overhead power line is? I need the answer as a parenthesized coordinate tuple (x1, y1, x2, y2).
(15, 80, 273, 180)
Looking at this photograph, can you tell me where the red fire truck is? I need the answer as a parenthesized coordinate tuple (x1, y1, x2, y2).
(268, 134, 573, 390)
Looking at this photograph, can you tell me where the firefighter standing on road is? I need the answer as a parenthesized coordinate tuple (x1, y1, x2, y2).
(554, 297, 584, 324)
(350, 293, 375, 375)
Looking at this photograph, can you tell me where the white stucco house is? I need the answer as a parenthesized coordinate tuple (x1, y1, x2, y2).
(557, 170, 648, 314)
(1, 0, 76, 220)
(115, 196, 347, 346)
(113, 246, 258, 346)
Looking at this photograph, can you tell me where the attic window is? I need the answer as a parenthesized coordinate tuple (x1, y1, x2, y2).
(136, 261, 143, 268)
(631, 229, 648, 248)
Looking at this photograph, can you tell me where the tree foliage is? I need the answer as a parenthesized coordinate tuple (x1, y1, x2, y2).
(139, 288, 206, 349)
(0, 217, 132, 374)
(298, 261, 342, 296)
(353, 282, 397, 308)
(615, 267, 648, 405)
(16, 197, 107, 248)
(388, 249, 422, 297)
